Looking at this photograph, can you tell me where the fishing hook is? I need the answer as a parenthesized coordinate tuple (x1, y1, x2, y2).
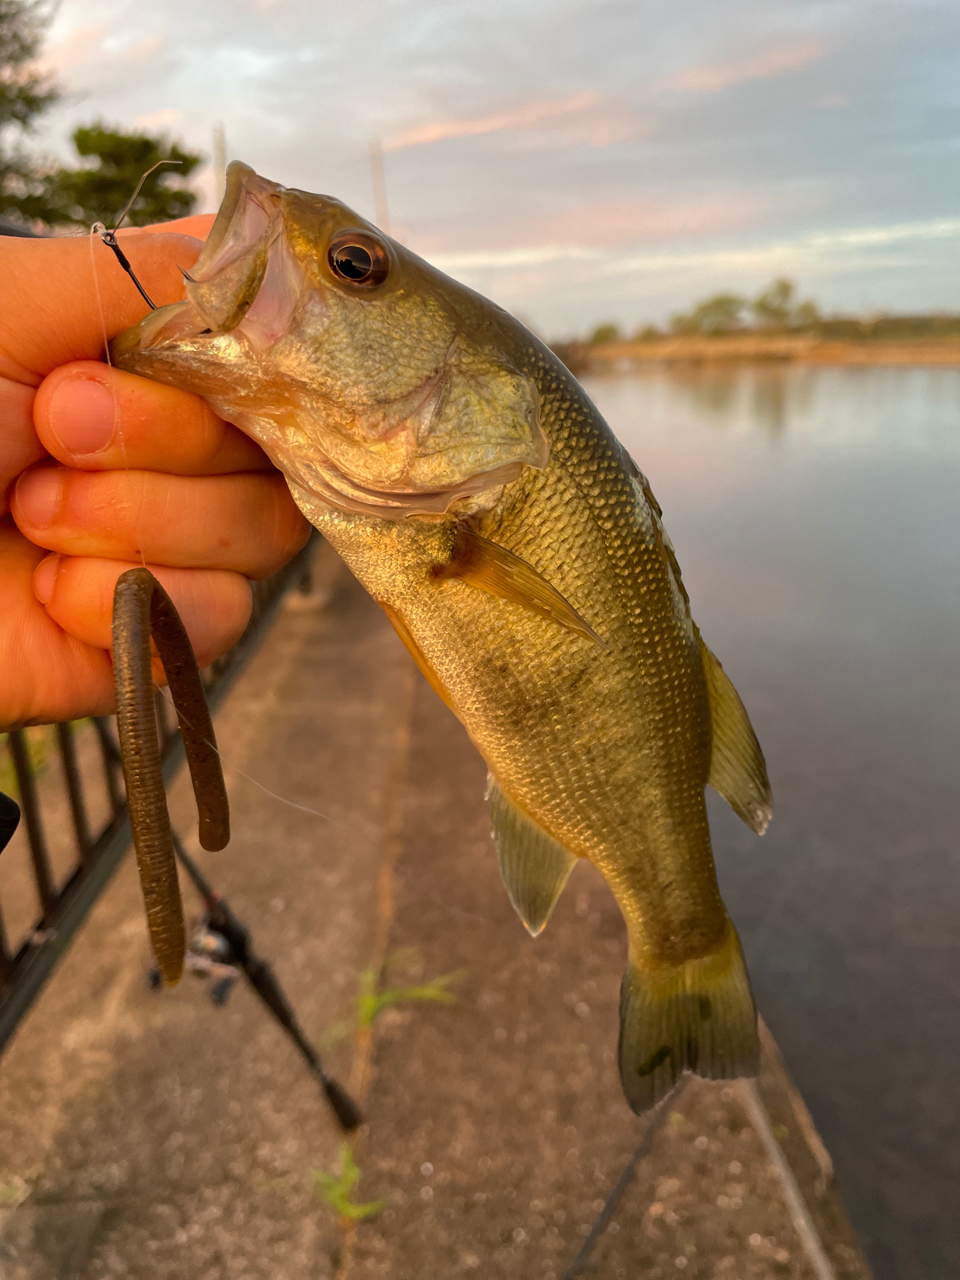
(94, 157, 187, 310)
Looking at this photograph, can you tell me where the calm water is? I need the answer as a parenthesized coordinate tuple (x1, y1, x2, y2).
(584, 365, 960, 1280)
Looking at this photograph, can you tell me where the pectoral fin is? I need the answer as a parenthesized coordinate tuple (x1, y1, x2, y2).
(699, 636, 772, 836)
(488, 777, 578, 936)
(436, 525, 605, 649)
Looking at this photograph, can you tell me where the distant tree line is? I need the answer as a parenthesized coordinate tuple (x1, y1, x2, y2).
(1, 1, 202, 231)
(585, 277, 960, 345)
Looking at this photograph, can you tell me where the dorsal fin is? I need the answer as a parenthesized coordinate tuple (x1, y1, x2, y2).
(699, 636, 772, 836)
(488, 777, 578, 936)
(435, 525, 606, 649)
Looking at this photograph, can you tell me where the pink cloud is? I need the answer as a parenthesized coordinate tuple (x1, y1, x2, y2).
(38, 23, 105, 75)
(39, 26, 164, 77)
(411, 194, 767, 256)
(531, 195, 765, 248)
(664, 40, 826, 94)
(134, 108, 183, 130)
(386, 92, 619, 150)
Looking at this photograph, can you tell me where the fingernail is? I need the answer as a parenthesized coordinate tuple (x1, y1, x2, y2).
(33, 553, 62, 605)
(48, 378, 117, 455)
(15, 467, 64, 529)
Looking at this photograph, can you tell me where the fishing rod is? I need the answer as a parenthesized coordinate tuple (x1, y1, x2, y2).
(169, 829, 361, 1131)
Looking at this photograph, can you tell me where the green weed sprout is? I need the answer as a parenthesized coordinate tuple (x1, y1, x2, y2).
(312, 1143, 385, 1221)
(321, 962, 464, 1048)
(356, 965, 462, 1028)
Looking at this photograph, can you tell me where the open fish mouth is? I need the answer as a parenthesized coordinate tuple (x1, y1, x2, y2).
(111, 162, 549, 520)
(114, 165, 307, 356)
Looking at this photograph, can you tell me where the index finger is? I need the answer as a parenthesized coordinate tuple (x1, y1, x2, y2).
(0, 222, 211, 386)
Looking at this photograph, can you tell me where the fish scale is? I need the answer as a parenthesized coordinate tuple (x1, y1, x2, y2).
(112, 161, 772, 1113)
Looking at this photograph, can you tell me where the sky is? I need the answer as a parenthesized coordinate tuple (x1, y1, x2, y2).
(29, 0, 960, 336)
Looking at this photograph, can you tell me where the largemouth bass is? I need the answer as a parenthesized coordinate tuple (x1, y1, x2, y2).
(112, 163, 772, 1112)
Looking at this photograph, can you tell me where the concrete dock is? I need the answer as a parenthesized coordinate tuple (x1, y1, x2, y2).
(0, 542, 871, 1279)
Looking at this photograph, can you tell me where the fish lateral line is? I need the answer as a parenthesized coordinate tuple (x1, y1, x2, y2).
(431, 523, 607, 650)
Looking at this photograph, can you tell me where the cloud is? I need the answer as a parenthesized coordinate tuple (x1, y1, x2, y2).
(116, 36, 166, 65)
(663, 40, 827, 94)
(38, 22, 105, 75)
(386, 92, 602, 150)
(415, 194, 765, 257)
(134, 108, 183, 130)
(531, 195, 764, 249)
(41, 25, 165, 77)
(430, 214, 960, 277)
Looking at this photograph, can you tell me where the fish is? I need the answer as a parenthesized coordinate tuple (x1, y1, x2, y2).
(111, 161, 772, 1113)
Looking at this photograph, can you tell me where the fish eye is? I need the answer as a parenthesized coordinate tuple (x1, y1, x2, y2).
(327, 232, 390, 288)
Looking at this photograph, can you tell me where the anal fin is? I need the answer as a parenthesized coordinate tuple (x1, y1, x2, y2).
(488, 777, 577, 936)
(436, 525, 606, 649)
(699, 635, 772, 836)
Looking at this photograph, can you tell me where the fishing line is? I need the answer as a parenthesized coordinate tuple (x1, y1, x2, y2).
(558, 1093, 675, 1280)
(88, 222, 148, 576)
(94, 222, 343, 832)
(154, 683, 346, 828)
(90, 168, 364, 837)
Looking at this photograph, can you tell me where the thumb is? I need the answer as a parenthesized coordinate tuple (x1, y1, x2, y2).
(0, 215, 215, 386)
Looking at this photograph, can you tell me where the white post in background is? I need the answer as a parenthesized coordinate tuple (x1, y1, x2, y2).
(213, 124, 227, 204)
(369, 137, 390, 234)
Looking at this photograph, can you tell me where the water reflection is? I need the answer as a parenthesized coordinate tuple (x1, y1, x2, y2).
(583, 365, 960, 1280)
(589, 362, 960, 453)
(642, 363, 807, 437)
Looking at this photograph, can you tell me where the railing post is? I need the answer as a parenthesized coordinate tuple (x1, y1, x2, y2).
(56, 722, 93, 867)
(7, 732, 56, 924)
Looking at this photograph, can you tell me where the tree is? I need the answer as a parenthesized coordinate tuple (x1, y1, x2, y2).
(589, 322, 621, 345)
(634, 324, 662, 342)
(0, 0, 61, 226)
(670, 292, 746, 336)
(790, 298, 821, 331)
(752, 277, 796, 329)
(44, 122, 203, 227)
(694, 293, 745, 334)
(751, 278, 822, 331)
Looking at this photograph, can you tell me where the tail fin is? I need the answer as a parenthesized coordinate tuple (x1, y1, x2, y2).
(618, 916, 759, 1114)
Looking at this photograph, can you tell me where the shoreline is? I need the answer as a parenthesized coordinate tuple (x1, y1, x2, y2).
(570, 336, 960, 369)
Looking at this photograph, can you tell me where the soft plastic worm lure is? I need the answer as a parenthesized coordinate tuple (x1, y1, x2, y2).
(111, 566, 230, 985)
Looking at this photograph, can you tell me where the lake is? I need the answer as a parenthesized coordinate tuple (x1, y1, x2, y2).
(585, 364, 960, 1280)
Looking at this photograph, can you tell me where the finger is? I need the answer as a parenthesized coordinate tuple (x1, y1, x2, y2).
(0, 376, 46, 516)
(34, 553, 253, 673)
(149, 214, 215, 238)
(35, 362, 270, 475)
(0, 226, 209, 385)
(0, 521, 111, 728)
(13, 465, 309, 579)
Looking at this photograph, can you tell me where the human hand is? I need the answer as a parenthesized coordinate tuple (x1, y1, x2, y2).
(1, 216, 310, 729)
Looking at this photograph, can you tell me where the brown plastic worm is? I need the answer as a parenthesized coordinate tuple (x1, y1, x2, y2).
(112, 567, 230, 985)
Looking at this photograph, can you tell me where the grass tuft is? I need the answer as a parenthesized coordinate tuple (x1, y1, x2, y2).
(321, 960, 464, 1048)
(311, 1143, 385, 1221)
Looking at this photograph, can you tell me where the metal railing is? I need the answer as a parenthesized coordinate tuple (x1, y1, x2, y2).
(0, 534, 317, 1052)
